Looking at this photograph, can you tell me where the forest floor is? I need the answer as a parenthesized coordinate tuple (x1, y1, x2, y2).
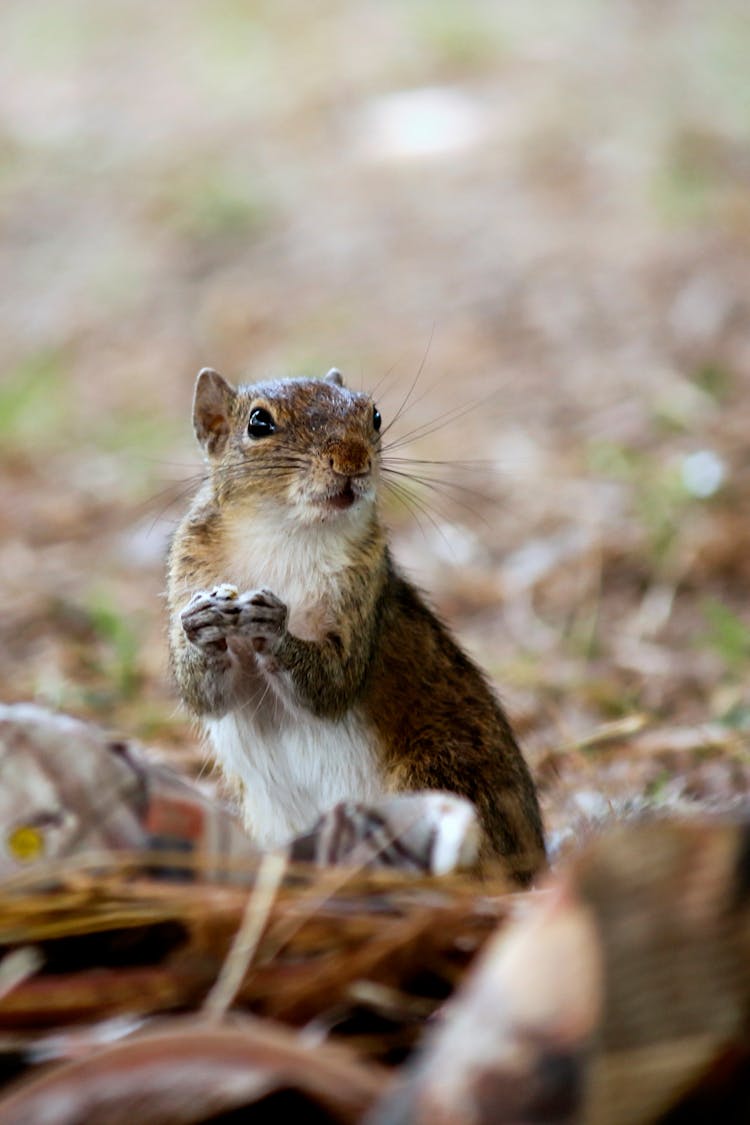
(1, 0, 749, 851)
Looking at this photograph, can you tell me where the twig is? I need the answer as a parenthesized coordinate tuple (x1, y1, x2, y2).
(562, 714, 649, 754)
(203, 848, 287, 1021)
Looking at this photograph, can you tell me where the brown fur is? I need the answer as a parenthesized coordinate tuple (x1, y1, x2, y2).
(167, 368, 545, 883)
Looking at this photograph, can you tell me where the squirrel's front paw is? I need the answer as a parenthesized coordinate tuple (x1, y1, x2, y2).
(181, 585, 287, 654)
(181, 584, 242, 650)
(233, 588, 288, 653)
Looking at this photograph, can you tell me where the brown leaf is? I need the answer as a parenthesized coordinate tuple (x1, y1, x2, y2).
(0, 1016, 386, 1124)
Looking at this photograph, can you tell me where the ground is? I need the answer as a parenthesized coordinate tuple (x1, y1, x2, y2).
(1, 0, 749, 851)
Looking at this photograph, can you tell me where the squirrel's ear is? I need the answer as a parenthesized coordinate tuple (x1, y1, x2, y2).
(324, 368, 344, 387)
(193, 368, 236, 455)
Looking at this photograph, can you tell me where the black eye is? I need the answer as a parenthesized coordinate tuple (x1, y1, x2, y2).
(248, 407, 275, 438)
(372, 406, 382, 432)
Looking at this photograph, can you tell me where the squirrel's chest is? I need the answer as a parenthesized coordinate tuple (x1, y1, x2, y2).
(221, 519, 352, 639)
(205, 710, 383, 846)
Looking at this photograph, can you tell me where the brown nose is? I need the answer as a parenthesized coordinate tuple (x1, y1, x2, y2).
(328, 440, 371, 478)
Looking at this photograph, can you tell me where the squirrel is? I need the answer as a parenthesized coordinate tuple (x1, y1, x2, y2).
(167, 367, 545, 883)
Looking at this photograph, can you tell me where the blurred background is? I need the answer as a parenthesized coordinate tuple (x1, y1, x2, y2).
(2, 0, 749, 845)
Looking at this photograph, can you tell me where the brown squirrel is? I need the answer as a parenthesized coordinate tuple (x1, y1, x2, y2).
(167, 368, 545, 882)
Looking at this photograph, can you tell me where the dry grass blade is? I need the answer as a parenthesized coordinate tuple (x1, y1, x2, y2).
(0, 950, 43, 1004)
(203, 848, 288, 1020)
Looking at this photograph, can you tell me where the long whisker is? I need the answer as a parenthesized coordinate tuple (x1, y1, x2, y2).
(132, 456, 207, 469)
(139, 476, 204, 510)
(378, 325, 435, 440)
(136, 475, 207, 532)
(215, 466, 302, 480)
(382, 479, 432, 540)
(382, 477, 452, 550)
(214, 461, 307, 482)
(381, 387, 498, 453)
(368, 358, 402, 401)
(382, 467, 491, 527)
(382, 464, 493, 502)
(384, 455, 497, 469)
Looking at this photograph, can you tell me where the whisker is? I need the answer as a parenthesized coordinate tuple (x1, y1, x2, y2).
(214, 463, 305, 483)
(382, 477, 451, 549)
(132, 456, 207, 469)
(382, 465, 493, 502)
(139, 477, 203, 511)
(382, 467, 491, 528)
(382, 479, 431, 539)
(381, 461, 494, 491)
(215, 468, 299, 481)
(368, 359, 402, 401)
(384, 456, 497, 469)
(378, 325, 435, 441)
(381, 387, 498, 453)
(137, 476, 206, 531)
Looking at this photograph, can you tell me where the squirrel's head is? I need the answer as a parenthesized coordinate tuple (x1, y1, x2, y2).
(193, 367, 382, 525)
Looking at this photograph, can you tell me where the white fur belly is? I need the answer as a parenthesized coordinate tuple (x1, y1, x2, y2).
(205, 710, 383, 847)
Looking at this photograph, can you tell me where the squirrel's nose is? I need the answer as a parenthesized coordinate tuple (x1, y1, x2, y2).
(328, 441, 371, 477)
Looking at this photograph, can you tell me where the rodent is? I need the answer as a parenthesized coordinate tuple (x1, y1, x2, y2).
(167, 367, 546, 883)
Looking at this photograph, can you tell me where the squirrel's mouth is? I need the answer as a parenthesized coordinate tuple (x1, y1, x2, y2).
(325, 480, 357, 510)
(310, 478, 366, 513)
(308, 475, 373, 515)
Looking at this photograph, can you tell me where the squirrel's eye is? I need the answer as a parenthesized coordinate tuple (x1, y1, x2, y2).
(248, 407, 275, 438)
(372, 406, 382, 432)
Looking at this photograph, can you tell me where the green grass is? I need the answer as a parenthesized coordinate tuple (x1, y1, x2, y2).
(85, 593, 143, 701)
(652, 131, 728, 227)
(0, 351, 69, 449)
(407, 0, 505, 73)
(700, 598, 750, 677)
(693, 362, 733, 403)
(587, 441, 695, 571)
(153, 166, 272, 242)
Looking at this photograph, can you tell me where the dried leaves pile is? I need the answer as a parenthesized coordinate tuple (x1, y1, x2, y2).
(0, 859, 505, 1053)
(1, 707, 749, 1122)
